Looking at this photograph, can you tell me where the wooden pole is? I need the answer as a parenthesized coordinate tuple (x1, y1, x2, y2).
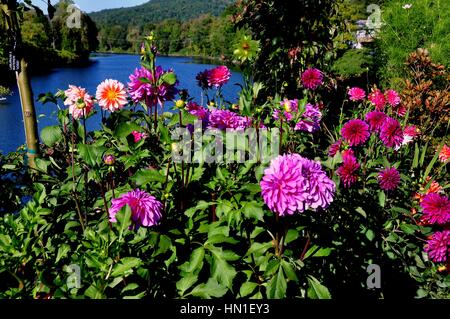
(16, 58, 39, 168)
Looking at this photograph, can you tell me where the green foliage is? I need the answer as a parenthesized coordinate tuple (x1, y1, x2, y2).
(90, 0, 234, 27)
(377, 0, 450, 87)
(332, 49, 373, 79)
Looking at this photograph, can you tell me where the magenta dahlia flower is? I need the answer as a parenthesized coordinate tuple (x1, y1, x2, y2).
(348, 87, 366, 101)
(328, 140, 343, 157)
(336, 153, 360, 188)
(186, 102, 209, 120)
(420, 193, 450, 225)
(295, 103, 322, 133)
(365, 111, 387, 132)
(208, 109, 251, 131)
(109, 189, 162, 227)
(341, 119, 370, 146)
(379, 117, 403, 148)
(301, 68, 323, 90)
(260, 154, 335, 216)
(393, 104, 407, 117)
(368, 89, 386, 110)
(378, 167, 401, 191)
(424, 230, 450, 263)
(64, 85, 95, 120)
(385, 89, 401, 106)
(128, 66, 177, 106)
(207, 66, 231, 88)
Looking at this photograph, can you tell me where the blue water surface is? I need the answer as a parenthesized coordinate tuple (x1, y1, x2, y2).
(0, 54, 243, 154)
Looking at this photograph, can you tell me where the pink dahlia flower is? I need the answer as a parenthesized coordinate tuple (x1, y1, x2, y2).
(378, 167, 400, 191)
(365, 111, 387, 132)
(385, 89, 401, 106)
(328, 140, 343, 157)
(341, 119, 370, 146)
(207, 66, 231, 88)
(96, 79, 128, 112)
(131, 131, 147, 143)
(336, 153, 360, 188)
(348, 87, 366, 101)
(109, 189, 162, 227)
(438, 144, 450, 163)
(400, 125, 420, 147)
(424, 230, 450, 263)
(301, 68, 323, 90)
(260, 154, 335, 216)
(64, 85, 94, 120)
(379, 117, 403, 148)
(368, 89, 386, 110)
(420, 193, 450, 225)
(208, 109, 251, 131)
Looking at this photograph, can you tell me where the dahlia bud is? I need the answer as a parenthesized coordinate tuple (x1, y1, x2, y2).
(103, 155, 115, 166)
(175, 100, 185, 109)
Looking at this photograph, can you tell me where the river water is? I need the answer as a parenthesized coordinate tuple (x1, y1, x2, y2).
(0, 54, 243, 154)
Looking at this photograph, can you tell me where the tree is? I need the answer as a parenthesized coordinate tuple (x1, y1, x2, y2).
(0, 0, 40, 168)
(234, 0, 343, 97)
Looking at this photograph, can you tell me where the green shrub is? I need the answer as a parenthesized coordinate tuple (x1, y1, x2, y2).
(377, 0, 450, 87)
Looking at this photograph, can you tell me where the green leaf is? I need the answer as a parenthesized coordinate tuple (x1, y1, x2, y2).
(355, 207, 367, 218)
(307, 275, 331, 299)
(114, 122, 142, 139)
(121, 283, 139, 294)
(240, 282, 258, 298)
(78, 143, 106, 167)
(191, 278, 228, 298)
(111, 257, 142, 277)
(210, 249, 237, 289)
(266, 266, 287, 299)
(160, 72, 177, 85)
(378, 191, 386, 208)
(412, 143, 419, 169)
(40, 125, 62, 147)
(116, 205, 132, 242)
(84, 284, 104, 299)
(423, 142, 443, 180)
(400, 223, 417, 235)
(281, 260, 298, 282)
(366, 229, 375, 241)
(133, 169, 165, 186)
(242, 201, 264, 221)
(56, 244, 71, 263)
(176, 274, 198, 296)
(180, 247, 205, 274)
(284, 229, 299, 244)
